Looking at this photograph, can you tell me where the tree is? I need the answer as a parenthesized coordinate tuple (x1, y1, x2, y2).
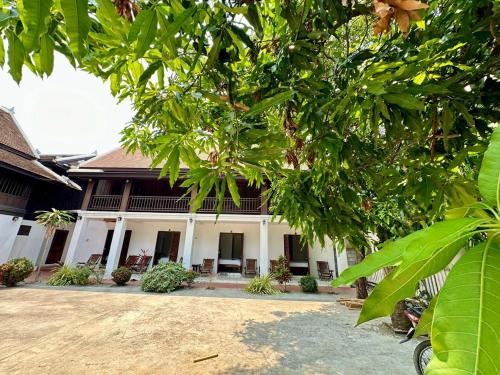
(1, 0, 498, 372)
(272, 255, 293, 292)
(34, 209, 74, 281)
(333, 126, 500, 374)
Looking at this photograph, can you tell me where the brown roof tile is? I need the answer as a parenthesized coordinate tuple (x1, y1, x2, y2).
(80, 148, 156, 169)
(0, 108, 36, 157)
(0, 148, 59, 180)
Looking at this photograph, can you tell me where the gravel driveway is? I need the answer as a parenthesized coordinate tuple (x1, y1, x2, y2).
(0, 288, 415, 374)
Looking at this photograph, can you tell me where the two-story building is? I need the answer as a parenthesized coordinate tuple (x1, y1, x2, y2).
(64, 148, 349, 278)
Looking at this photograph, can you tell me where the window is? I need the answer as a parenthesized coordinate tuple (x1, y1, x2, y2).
(17, 225, 31, 236)
(285, 234, 308, 262)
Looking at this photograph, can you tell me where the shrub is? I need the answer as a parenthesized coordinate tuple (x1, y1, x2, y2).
(272, 255, 293, 292)
(299, 275, 318, 293)
(0, 258, 34, 286)
(112, 267, 132, 286)
(141, 262, 192, 293)
(47, 266, 91, 286)
(245, 275, 280, 295)
(184, 270, 198, 287)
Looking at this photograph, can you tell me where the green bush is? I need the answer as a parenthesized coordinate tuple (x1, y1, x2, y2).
(47, 266, 91, 286)
(141, 262, 192, 293)
(299, 275, 318, 293)
(0, 258, 34, 286)
(184, 270, 198, 287)
(112, 267, 132, 286)
(245, 275, 280, 295)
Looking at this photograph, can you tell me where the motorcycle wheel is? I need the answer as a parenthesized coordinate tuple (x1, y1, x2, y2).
(413, 339, 432, 375)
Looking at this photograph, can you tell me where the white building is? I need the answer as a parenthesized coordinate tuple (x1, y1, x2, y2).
(64, 148, 349, 279)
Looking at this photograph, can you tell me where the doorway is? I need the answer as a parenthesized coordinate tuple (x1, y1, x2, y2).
(45, 230, 69, 264)
(153, 231, 181, 265)
(284, 234, 309, 275)
(101, 229, 132, 266)
(218, 232, 244, 273)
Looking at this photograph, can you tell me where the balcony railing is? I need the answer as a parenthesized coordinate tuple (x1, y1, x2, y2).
(128, 196, 190, 213)
(198, 197, 261, 214)
(86, 195, 263, 214)
(88, 195, 122, 211)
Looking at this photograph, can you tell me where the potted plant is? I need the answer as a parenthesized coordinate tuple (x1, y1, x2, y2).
(111, 267, 132, 286)
(272, 255, 293, 292)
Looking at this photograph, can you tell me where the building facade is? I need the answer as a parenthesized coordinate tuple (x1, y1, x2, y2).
(65, 148, 349, 278)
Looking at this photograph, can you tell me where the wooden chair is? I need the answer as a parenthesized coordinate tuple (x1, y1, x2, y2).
(132, 255, 152, 273)
(200, 258, 214, 276)
(77, 254, 102, 268)
(244, 259, 258, 277)
(317, 261, 334, 280)
(269, 259, 279, 273)
(124, 255, 140, 269)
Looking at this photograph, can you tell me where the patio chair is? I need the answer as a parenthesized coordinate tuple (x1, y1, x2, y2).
(124, 255, 140, 269)
(77, 254, 102, 268)
(200, 258, 214, 276)
(269, 259, 279, 273)
(244, 259, 258, 277)
(317, 261, 334, 281)
(132, 255, 152, 273)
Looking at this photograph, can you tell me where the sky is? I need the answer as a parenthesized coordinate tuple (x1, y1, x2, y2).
(0, 54, 134, 155)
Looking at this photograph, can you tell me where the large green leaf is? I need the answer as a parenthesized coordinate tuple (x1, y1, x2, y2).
(415, 294, 437, 337)
(357, 238, 463, 325)
(7, 32, 25, 83)
(0, 36, 5, 67)
(383, 93, 425, 111)
(39, 33, 54, 75)
(478, 126, 500, 208)
(135, 9, 157, 58)
(394, 218, 484, 278)
(60, 0, 90, 59)
(17, 0, 53, 51)
(244, 90, 295, 118)
(427, 241, 500, 374)
(226, 173, 240, 207)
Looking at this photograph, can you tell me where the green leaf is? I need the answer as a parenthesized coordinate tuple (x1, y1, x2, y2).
(244, 90, 295, 117)
(17, 0, 53, 51)
(0, 36, 4, 67)
(95, 0, 129, 39)
(357, 237, 464, 325)
(137, 60, 162, 87)
(427, 241, 500, 374)
(206, 34, 221, 69)
(7, 32, 25, 83)
(478, 126, 500, 208)
(60, 0, 90, 59)
(383, 93, 425, 111)
(414, 295, 436, 337)
(39, 33, 54, 76)
(244, 4, 263, 38)
(157, 6, 195, 46)
(226, 173, 240, 207)
(135, 9, 157, 58)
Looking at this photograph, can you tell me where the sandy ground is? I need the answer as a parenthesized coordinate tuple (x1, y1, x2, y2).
(0, 288, 415, 375)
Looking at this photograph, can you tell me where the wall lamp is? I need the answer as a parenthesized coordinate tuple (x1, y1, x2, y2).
(189, 217, 193, 223)
(262, 219, 266, 225)
(12, 216, 19, 222)
(77, 215, 83, 221)
(117, 216, 123, 221)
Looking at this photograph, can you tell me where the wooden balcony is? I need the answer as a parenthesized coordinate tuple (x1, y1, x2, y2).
(198, 197, 261, 214)
(88, 195, 122, 211)
(86, 195, 262, 214)
(128, 196, 190, 213)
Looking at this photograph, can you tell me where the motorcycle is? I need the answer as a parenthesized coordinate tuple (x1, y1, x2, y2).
(399, 298, 433, 375)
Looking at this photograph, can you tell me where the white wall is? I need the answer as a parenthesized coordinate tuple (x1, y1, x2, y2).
(0, 214, 22, 264)
(72, 219, 111, 263)
(192, 221, 260, 272)
(10, 220, 44, 263)
(126, 220, 187, 261)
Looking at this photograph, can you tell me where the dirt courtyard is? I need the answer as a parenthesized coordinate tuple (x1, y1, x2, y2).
(0, 288, 414, 374)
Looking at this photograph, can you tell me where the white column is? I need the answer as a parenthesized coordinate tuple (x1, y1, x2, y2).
(182, 216, 196, 269)
(0, 215, 22, 264)
(105, 217, 127, 278)
(259, 218, 269, 276)
(64, 217, 88, 266)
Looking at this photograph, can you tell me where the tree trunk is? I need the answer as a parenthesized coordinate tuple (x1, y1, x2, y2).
(34, 232, 51, 282)
(355, 246, 369, 299)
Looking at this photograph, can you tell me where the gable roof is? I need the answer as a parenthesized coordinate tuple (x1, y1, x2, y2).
(0, 107, 38, 158)
(80, 147, 156, 169)
(0, 107, 80, 190)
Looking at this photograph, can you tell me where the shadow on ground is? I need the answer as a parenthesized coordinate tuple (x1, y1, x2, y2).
(225, 304, 415, 375)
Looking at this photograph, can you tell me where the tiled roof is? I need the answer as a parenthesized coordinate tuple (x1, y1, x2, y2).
(80, 148, 157, 169)
(0, 108, 37, 157)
